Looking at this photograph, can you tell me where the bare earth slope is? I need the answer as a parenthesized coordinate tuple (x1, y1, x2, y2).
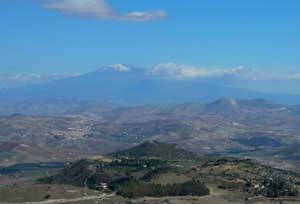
(1, 99, 300, 169)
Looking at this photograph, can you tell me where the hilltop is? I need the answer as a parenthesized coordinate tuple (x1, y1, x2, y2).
(110, 140, 197, 160)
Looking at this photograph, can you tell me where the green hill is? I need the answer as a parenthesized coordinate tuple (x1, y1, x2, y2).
(39, 142, 300, 199)
(110, 141, 197, 160)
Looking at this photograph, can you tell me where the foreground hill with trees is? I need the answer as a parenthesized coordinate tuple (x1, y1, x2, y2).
(38, 141, 300, 200)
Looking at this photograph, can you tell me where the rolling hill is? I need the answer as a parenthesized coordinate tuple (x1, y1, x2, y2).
(39, 142, 300, 199)
(1, 98, 300, 168)
(110, 140, 197, 160)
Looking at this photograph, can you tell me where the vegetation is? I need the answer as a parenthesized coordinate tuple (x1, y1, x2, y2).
(110, 179, 210, 198)
(38, 142, 300, 200)
(111, 140, 197, 160)
(243, 175, 299, 198)
(258, 175, 299, 198)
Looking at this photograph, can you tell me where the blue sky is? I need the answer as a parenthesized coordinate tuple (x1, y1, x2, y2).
(1, 0, 300, 74)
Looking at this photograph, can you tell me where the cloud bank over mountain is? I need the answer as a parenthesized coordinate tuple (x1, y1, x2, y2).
(147, 63, 249, 79)
(2, 63, 300, 97)
(146, 63, 300, 81)
(1, 63, 300, 105)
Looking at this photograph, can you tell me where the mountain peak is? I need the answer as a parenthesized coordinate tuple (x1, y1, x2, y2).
(98, 64, 132, 72)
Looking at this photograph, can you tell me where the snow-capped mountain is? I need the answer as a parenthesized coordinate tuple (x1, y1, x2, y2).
(1, 64, 300, 105)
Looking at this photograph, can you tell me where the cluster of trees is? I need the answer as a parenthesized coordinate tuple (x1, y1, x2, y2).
(244, 175, 299, 198)
(110, 158, 165, 168)
(110, 179, 210, 198)
(142, 167, 174, 182)
(261, 176, 299, 198)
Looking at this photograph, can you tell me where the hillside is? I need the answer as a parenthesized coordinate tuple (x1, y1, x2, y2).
(1, 99, 300, 168)
(39, 142, 300, 200)
(110, 141, 197, 160)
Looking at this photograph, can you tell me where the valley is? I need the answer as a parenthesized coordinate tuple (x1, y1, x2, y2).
(0, 99, 300, 168)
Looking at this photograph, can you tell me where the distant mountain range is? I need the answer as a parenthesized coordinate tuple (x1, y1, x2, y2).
(1, 64, 300, 105)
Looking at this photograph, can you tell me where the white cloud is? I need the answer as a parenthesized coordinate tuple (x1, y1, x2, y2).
(0, 73, 81, 89)
(43, 0, 115, 19)
(123, 10, 166, 22)
(43, 0, 166, 21)
(147, 63, 300, 82)
(147, 63, 250, 79)
(288, 73, 300, 80)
